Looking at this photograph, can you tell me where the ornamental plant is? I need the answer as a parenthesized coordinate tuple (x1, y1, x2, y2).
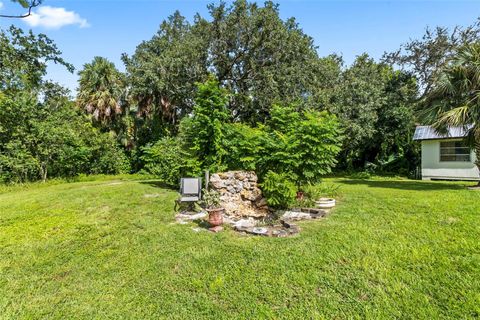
(260, 171, 297, 209)
(259, 104, 343, 188)
(200, 188, 221, 210)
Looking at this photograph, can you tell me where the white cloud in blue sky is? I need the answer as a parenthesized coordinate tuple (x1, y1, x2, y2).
(0, 2, 4, 10)
(24, 6, 89, 29)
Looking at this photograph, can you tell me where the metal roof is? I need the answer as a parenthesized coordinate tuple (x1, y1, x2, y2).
(413, 126, 468, 141)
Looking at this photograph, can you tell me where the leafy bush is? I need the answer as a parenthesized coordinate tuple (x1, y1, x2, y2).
(200, 188, 221, 209)
(182, 76, 230, 172)
(253, 105, 342, 186)
(178, 86, 342, 187)
(260, 171, 297, 209)
(290, 110, 342, 186)
(221, 123, 266, 171)
(89, 135, 131, 175)
(0, 93, 129, 183)
(141, 137, 201, 186)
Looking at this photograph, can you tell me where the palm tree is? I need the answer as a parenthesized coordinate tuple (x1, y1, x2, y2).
(77, 56, 124, 125)
(423, 42, 480, 184)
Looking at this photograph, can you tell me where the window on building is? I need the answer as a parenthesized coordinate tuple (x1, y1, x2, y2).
(440, 141, 471, 162)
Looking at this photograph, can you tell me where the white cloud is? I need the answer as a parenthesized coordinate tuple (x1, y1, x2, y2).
(0, 2, 4, 10)
(24, 6, 89, 29)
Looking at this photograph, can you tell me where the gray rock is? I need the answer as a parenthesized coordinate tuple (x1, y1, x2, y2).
(255, 198, 268, 208)
(234, 219, 257, 230)
(281, 211, 312, 221)
(175, 211, 207, 224)
(251, 227, 269, 235)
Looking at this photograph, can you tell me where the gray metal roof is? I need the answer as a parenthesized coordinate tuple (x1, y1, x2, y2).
(413, 126, 468, 141)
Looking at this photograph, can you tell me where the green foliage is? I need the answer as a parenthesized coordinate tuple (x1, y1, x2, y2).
(122, 11, 209, 135)
(182, 76, 230, 172)
(77, 56, 125, 129)
(260, 171, 297, 209)
(220, 104, 343, 186)
(120, 1, 427, 174)
(0, 26, 73, 92)
(331, 54, 418, 171)
(290, 110, 343, 185)
(0, 92, 129, 183)
(293, 183, 341, 208)
(140, 137, 201, 186)
(258, 105, 343, 186)
(200, 188, 221, 209)
(221, 123, 266, 171)
(124, 0, 330, 130)
(383, 21, 480, 97)
(423, 42, 480, 174)
(305, 183, 341, 199)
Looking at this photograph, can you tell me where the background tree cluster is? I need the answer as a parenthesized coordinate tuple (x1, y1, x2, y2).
(2, 0, 479, 184)
(116, 0, 427, 174)
(142, 77, 343, 192)
(0, 27, 129, 183)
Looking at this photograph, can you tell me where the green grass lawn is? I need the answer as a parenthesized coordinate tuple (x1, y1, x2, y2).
(1, 176, 479, 319)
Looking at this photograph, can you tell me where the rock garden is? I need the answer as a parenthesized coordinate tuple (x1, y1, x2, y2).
(175, 170, 337, 237)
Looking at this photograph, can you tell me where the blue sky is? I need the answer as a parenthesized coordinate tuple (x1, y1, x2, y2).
(1, 0, 479, 93)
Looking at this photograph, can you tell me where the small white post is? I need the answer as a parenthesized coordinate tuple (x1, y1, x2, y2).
(205, 170, 210, 190)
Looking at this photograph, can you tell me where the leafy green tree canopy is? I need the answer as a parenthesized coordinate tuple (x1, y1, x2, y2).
(331, 54, 418, 171)
(423, 42, 480, 182)
(77, 56, 125, 126)
(124, 0, 330, 127)
(0, 26, 73, 92)
(384, 20, 480, 98)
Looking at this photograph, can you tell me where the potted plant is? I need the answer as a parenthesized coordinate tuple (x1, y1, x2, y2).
(200, 189, 224, 226)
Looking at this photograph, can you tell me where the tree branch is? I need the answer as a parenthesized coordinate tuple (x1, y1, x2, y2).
(0, 0, 41, 19)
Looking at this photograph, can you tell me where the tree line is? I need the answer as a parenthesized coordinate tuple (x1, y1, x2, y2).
(1, 0, 479, 183)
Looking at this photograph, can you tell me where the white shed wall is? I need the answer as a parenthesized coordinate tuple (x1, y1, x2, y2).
(421, 140, 479, 180)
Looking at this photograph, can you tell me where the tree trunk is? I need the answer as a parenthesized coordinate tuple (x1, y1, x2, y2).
(475, 141, 480, 186)
(40, 163, 48, 182)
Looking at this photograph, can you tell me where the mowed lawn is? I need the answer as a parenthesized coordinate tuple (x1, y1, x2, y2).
(1, 177, 479, 319)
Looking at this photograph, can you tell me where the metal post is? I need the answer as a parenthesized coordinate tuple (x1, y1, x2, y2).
(205, 170, 210, 190)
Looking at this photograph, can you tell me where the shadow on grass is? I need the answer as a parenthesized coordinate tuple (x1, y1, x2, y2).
(341, 179, 470, 191)
(138, 180, 177, 191)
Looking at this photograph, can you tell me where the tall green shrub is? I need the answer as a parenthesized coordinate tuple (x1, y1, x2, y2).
(290, 110, 343, 185)
(259, 105, 343, 187)
(221, 123, 266, 171)
(141, 137, 201, 186)
(260, 171, 297, 209)
(184, 76, 230, 172)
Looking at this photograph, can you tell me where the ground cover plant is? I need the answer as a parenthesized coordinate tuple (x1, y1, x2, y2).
(1, 176, 479, 319)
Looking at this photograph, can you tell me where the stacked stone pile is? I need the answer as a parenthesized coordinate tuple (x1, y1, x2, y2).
(209, 171, 269, 218)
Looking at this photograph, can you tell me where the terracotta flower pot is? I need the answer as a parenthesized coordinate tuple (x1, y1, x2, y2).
(207, 208, 224, 227)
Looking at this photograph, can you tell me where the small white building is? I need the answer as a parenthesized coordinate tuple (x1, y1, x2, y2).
(413, 126, 479, 181)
